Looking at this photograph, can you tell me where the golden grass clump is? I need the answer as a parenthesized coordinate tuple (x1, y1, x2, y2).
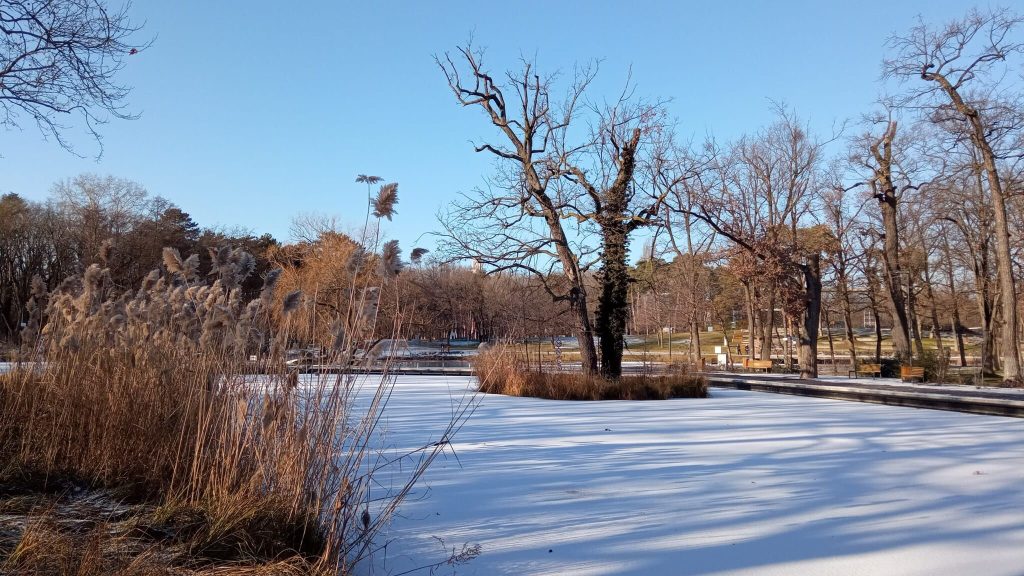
(0, 244, 456, 574)
(472, 346, 708, 401)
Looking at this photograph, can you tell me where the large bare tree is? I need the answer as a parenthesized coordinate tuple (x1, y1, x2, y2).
(436, 45, 667, 378)
(0, 0, 145, 156)
(850, 119, 919, 361)
(885, 7, 1023, 383)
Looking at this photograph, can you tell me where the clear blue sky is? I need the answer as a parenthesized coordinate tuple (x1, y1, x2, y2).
(1, 0, 986, 255)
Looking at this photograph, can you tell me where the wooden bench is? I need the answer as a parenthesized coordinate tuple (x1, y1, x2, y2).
(949, 366, 983, 385)
(848, 363, 882, 378)
(900, 366, 925, 382)
(743, 358, 773, 373)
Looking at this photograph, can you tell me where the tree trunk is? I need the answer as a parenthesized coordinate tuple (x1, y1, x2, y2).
(921, 257, 944, 356)
(928, 72, 1021, 383)
(950, 303, 967, 367)
(839, 273, 858, 366)
(941, 233, 967, 366)
(868, 122, 912, 361)
(863, 259, 884, 363)
(968, 212, 998, 374)
(591, 129, 644, 380)
(878, 195, 912, 360)
(567, 289, 598, 375)
(693, 320, 702, 367)
(984, 158, 1021, 382)
(761, 289, 774, 361)
(906, 275, 925, 358)
(872, 308, 883, 363)
(977, 280, 997, 374)
(823, 306, 836, 372)
(596, 219, 630, 379)
(537, 202, 598, 375)
(743, 281, 757, 360)
(798, 256, 822, 378)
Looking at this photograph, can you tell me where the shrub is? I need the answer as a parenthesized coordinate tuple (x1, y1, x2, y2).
(472, 346, 707, 400)
(879, 357, 901, 378)
(916, 349, 950, 383)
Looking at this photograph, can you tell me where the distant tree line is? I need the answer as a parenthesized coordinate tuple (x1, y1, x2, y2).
(0, 174, 276, 341)
(0, 173, 579, 354)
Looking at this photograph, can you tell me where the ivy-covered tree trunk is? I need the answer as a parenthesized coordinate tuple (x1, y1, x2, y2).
(798, 255, 822, 379)
(597, 218, 630, 379)
(592, 128, 642, 380)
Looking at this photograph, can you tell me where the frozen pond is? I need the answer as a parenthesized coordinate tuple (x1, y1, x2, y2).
(368, 376, 1024, 576)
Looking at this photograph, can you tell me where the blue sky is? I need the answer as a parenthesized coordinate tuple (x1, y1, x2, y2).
(1, 0, 988, 255)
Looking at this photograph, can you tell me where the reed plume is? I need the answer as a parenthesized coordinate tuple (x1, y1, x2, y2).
(371, 183, 399, 220)
(162, 247, 184, 275)
(410, 247, 429, 264)
(282, 289, 303, 315)
(380, 240, 402, 277)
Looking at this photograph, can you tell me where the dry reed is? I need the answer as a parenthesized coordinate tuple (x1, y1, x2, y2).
(0, 243, 464, 574)
(472, 345, 708, 400)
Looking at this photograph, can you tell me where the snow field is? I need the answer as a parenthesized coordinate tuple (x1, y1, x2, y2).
(339, 376, 1023, 575)
(7, 356, 1020, 574)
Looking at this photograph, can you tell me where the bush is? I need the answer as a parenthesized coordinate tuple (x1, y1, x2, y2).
(879, 357, 901, 378)
(472, 346, 707, 400)
(916, 349, 950, 383)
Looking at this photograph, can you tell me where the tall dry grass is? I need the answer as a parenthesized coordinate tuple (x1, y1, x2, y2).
(472, 346, 708, 400)
(0, 243, 463, 574)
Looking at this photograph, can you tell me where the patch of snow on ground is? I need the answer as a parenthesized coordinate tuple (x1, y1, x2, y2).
(367, 376, 1024, 576)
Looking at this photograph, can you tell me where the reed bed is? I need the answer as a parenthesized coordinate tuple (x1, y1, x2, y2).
(0, 241, 464, 574)
(472, 346, 708, 401)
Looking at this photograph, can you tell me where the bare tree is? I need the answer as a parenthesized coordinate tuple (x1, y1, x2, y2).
(821, 179, 868, 368)
(660, 144, 717, 365)
(853, 119, 917, 361)
(436, 45, 667, 378)
(51, 173, 149, 268)
(676, 108, 832, 378)
(567, 101, 671, 377)
(885, 7, 1023, 383)
(935, 220, 968, 366)
(0, 193, 78, 339)
(937, 170, 1000, 373)
(0, 0, 146, 156)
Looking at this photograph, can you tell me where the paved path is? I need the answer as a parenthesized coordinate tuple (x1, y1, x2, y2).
(285, 363, 1024, 417)
(703, 372, 1024, 418)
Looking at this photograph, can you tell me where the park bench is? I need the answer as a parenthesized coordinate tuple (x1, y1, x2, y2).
(743, 358, 773, 373)
(900, 366, 925, 383)
(848, 363, 882, 378)
(949, 366, 984, 385)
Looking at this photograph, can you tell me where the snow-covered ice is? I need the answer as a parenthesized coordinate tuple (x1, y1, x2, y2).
(368, 376, 1024, 576)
